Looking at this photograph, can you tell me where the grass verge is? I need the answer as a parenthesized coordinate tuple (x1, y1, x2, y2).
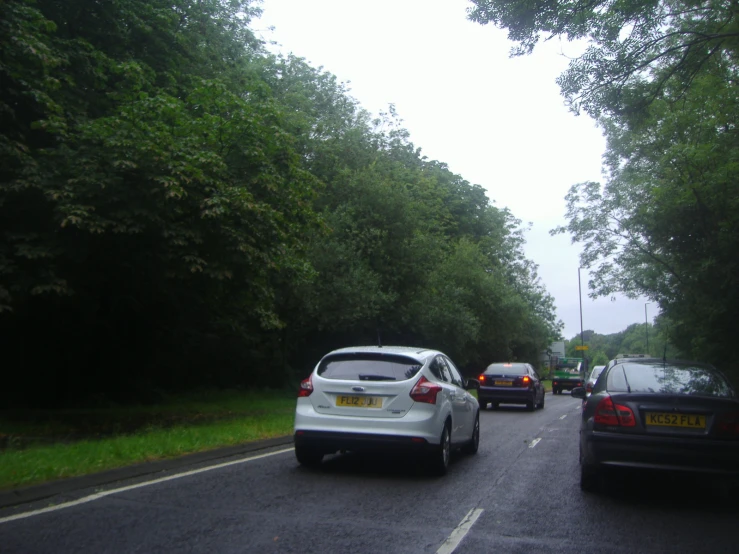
(0, 390, 296, 491)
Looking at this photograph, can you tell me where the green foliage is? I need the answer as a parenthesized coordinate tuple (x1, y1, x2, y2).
(565, 320, 679, 362)
(1, 0, 563, 407)
(468, 0, 739, 118)
(469, 0, 739, 375)
(0, 411, 295, 489)
(553, 60, 739, 369)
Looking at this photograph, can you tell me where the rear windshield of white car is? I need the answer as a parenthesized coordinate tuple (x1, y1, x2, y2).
(606, 363, 734, 397)
(484, 364, 527, 375)
(589, 367, 605, 381)
(317, 353, 423, 381)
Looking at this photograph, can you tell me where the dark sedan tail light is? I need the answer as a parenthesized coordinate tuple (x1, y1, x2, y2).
(509, 375, 532, 387)
(716, 412, 739, 438)
(298, 375, 313, 397)
(594, 396, 635, 427)
(410, 376, 442, 404)
(478, 374, 486, 383)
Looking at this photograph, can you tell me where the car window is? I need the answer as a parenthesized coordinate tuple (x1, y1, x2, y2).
(605, 363, 734, 397)
(429, 357, 451, 383)
(443, 356, 464, 388)
(485, 363, 527, 375)
(318, 353, 423, 381)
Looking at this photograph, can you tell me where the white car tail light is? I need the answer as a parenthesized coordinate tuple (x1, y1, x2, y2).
(298, 375, 313, 397)
(409, 376, 442, 404)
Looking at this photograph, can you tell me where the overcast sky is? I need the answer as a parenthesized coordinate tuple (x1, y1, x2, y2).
(255, 0, 654, 340)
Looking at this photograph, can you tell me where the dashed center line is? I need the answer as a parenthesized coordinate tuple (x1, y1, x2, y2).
(436, 508, 484, 554)
(528, 438, 542, 449)
(559, 414, 567, 420)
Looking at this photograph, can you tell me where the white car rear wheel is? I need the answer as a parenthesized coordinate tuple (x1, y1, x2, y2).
(462, 412, 479, 455)
(429, 423, 451, 475)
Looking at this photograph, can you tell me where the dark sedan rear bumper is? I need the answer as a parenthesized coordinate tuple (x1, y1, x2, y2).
(583, 430, 739, 475)
(294, 430, 435, 455)
(478, 386, 533, 405)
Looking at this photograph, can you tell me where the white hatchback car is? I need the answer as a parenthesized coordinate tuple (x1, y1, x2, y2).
(294, 346, 480, 474)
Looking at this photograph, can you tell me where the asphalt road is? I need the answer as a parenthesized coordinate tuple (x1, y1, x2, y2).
(2, 393, 738, 553)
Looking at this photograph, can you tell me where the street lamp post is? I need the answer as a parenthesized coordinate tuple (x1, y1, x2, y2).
(645, 302, 650, 354)
(578, 268, 587, 376)
(578, 268, 584, 352)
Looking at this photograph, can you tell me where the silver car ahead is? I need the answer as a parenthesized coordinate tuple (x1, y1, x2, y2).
(294, 346, 480, 475)
(585, 365, 606, 397)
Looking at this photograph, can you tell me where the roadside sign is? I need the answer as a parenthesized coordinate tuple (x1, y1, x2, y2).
(575, 345, 589, 351)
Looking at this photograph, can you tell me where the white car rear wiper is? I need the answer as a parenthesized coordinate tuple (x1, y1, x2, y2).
(358, 374, 396, 381)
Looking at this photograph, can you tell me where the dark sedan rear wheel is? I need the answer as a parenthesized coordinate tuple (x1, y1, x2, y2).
(537, 391, 545, 409)
(295, 445, 323, 467)
(579, 446, 600, 492)
(526, 395, 535, 411)
(580, 462, 601, 492)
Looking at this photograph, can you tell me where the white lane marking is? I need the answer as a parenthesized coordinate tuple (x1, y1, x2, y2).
(528, 438, 541, 449)
(436, 508, 484, 554)
(0, 447, 295, 524)
(559, 414, 567, 420)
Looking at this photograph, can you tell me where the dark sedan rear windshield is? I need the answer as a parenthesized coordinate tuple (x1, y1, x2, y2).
(317, 353, 423, 381)
(484, 364, 527, 375)
(606, 363, 734, 397)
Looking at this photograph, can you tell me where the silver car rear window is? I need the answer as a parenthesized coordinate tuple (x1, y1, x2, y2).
(317, 353, 423, 381)
(606, 363, 734, 397)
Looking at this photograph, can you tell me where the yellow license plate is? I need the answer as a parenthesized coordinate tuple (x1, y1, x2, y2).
(646, 412, 706, 429)
(494, 380, 513, 386)
(336, 395, 383, 408)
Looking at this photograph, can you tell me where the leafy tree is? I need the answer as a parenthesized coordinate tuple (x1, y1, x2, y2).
(565, 321, 678, 363)
(1, 0, 321, 404)
(468, 0, 739, 117)
(0, 0, 565, 406)
(469, 0, 739, 374)
(553, 60, 739, 368)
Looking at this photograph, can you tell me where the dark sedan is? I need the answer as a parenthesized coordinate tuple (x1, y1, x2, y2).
(572, 359, 739, 492)
(477, 362, 545, 411)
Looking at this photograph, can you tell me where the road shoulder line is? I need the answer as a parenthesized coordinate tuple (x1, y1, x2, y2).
(0, 447, 295, 524)
(0, 435, 293, 510)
